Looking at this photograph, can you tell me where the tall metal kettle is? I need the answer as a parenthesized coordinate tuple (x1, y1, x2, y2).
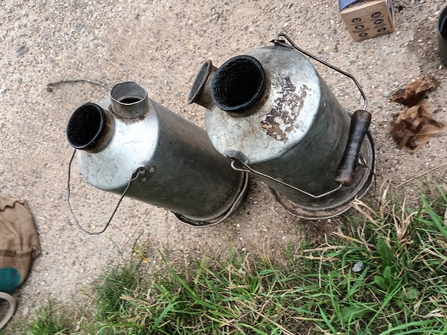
(66, 81, 248, 233)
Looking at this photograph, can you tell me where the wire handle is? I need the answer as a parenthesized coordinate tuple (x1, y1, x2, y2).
(272, 32, 368, 111)
(228, 157, 342, 199)
(66, 150, 145, 235)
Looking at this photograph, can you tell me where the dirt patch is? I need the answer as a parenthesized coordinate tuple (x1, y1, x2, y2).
(405, 3, 445, 75)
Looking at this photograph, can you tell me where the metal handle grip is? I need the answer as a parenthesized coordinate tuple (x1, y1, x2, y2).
(335, 110, 371, 186)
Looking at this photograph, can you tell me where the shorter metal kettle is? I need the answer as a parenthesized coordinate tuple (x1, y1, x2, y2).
(189, 33, 375, 219)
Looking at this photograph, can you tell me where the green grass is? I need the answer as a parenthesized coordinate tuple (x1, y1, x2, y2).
(10, 187, 447, 334)
(15, 301, 72, 335)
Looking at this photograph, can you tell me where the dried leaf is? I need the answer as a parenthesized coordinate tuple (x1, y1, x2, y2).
(391, 76, 435, 107)
(390, 102, 447, 154)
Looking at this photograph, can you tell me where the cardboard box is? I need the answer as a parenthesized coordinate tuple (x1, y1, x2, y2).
(339, 0, 395, 42)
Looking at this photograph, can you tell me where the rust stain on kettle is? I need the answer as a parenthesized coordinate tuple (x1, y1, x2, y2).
(260, 77, 309, 142)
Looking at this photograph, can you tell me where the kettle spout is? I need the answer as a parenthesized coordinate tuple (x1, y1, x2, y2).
(188, 60, 217, 110)
(189, 56, 266, 116)
(111, 81, 150, 119)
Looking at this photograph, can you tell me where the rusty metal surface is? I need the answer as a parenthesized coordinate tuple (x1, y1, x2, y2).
(204, 45, 321, 164)
(260, 78, 310, 142)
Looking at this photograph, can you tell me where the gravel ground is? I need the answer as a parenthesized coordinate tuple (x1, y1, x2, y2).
(1, 0, 446, 327)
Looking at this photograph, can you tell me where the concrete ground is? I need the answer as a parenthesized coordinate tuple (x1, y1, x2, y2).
(0, 0, 446, 324)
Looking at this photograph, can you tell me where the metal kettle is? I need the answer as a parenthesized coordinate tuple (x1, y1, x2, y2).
(66, 81, 248, 234)
(188, 33, 375, 219)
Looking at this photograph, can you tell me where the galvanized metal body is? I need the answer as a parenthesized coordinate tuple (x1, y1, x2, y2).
(190, 43, 375, 218)
(69, 82, 246, 225)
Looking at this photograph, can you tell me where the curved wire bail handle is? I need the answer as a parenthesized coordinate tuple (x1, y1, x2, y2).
(66, 150, 145, 235)
(272, 32, 368, 111)
(228, 156, 342, 199)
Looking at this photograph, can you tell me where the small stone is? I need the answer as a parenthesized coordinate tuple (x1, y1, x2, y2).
(21, 305, 30, 317)
(15, 45, 29, 56)
(12, 75, 22, 84)
(352, 261, 365, 273)
(383, 91, 392, 98)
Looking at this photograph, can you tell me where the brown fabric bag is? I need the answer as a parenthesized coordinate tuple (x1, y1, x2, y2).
(0, 196, 41, 292)
(0, 196, 41, 329)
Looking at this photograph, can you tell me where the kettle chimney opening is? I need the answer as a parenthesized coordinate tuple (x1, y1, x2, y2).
(211, 55, 265, 113)
(66, 103, 106, 150)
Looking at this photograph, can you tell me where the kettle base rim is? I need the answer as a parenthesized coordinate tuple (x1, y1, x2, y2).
(270, 132, 376, 220)
(173, 172, 249, 227)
